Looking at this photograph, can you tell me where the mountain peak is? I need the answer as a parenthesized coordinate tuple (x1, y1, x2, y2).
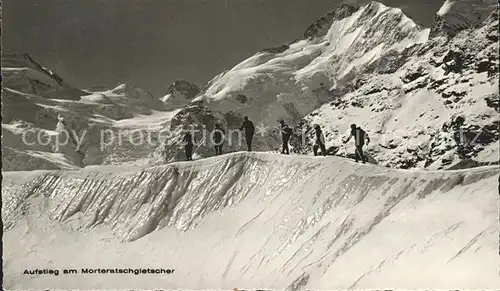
(2, 53, 37, 65)
(366, 1, 386, 10)
(165, 80, 201, 97)
(2, 53, 63, 84)
(160, 80, 201, 107)
(294, 1, 419, 43)
(110, 83, 135, 94)
(430, 0, 498, 37)
(2, 53, 85, 100)
(110, 83, 153, 98)
(295, 3, 360, 41)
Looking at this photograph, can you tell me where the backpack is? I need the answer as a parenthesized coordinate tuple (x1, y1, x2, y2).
(213, 129, 225, 142)
(357, 128, 365, 139)
(354, 127, 368, 145)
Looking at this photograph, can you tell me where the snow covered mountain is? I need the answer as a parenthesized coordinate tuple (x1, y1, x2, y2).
(158, 1, 498, 170)
(160, 80, 201, 109)
(2, 53, 87, 100)
(3, 1, 496, 171)
(3, 153, 499, 289)
(430, 0, 498, 37)
(1, 55, 175, 170)
(303, 5, 499, 169)
(189, 2, 428, 125)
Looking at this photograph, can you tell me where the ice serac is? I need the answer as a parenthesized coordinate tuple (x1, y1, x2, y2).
(430, 0, 498, 37)
(3, 153, 499, 289)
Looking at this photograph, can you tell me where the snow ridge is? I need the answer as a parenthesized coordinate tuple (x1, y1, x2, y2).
(3, 152, 499, 289)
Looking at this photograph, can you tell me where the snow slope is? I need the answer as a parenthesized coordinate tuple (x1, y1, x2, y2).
(3, 152, 499, 289)
(2, 2, 498, 290)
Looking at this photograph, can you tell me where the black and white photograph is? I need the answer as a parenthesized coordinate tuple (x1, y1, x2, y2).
(1, 0, 499, 289)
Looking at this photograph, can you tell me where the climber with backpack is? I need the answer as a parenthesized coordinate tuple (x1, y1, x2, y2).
(212, 122, 226, 155)
(182, 130, 194, 161)
(239, 116, 255, 151)
(279, 120, 293, 155)
(344, 124, 370, 163)
(313, 124, 327, 156)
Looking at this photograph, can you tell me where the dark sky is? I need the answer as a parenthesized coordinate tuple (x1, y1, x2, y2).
(3, 0, 442, 97)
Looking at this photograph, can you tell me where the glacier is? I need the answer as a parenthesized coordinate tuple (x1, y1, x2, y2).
(3, 152, 499, 289)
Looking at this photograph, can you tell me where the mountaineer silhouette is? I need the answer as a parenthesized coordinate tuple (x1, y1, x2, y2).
(212, 123, 225, 156)
(240, 116, 255, 151)
(182, 130, 194, 161)
(344, 124, 370, 163)
(313, 124, 327, 156)
(279, 120, 293, 155)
